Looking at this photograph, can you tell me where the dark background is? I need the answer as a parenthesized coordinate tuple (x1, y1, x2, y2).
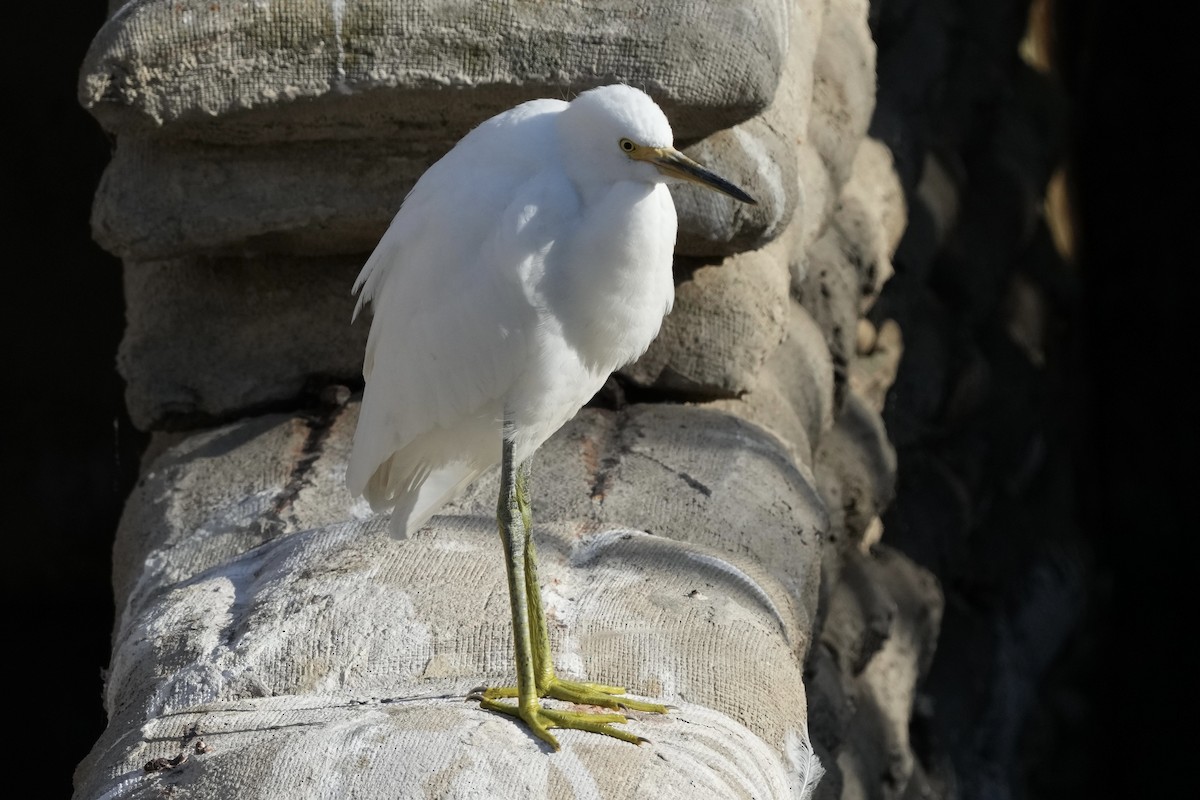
(1060, 0, 1192, 794)
(3, 1, 1187, 797)
(4, 3, 145, 793)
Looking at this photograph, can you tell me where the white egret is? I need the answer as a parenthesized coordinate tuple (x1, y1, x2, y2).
(348, 84, 756, 749)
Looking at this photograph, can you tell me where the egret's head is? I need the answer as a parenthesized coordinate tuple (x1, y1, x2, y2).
(559, 84, 756, 205)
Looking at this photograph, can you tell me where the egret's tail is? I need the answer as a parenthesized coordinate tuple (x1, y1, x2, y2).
(370, 459, 488, 539)
(352, 417, 500, 539)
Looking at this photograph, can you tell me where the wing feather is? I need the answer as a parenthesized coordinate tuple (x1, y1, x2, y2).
(347, 103, 580, 536)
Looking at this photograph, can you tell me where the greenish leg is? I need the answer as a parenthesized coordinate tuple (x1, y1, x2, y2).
(515, 461, 553, 685)
(516, 462, 667, 713)
(472, 427, 664, 749)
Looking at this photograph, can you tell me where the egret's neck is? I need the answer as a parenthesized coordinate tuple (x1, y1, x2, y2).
(545, 182, 677, 372)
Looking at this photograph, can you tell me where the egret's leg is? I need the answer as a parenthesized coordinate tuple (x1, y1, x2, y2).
(472, 435, 646, 748)
(516, 463, 667, 714)
(514, 460, 552, 684)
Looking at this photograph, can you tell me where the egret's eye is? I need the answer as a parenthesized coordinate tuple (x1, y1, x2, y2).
(619, 138, 637, 153)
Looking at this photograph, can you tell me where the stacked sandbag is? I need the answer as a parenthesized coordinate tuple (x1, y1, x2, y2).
(85, 0, 791, 429)
(74, 1, 932, 798)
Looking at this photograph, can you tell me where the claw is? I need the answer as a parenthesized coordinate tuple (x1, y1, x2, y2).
(540, 677, 669, 714)
(476, 695, 644, 749)
(474, 676, 665, 747)
(479, 677, 666, 714)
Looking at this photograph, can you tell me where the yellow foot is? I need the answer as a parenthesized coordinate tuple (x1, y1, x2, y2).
(479, 676, 669, 714)
(470, 693, 641, 750)
(469, 678, 667, 749)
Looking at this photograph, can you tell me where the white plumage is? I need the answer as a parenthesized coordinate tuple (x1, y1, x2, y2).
(348, 85, 689, 537)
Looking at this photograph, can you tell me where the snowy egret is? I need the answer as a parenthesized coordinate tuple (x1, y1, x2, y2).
(348, 84, 756, 749)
